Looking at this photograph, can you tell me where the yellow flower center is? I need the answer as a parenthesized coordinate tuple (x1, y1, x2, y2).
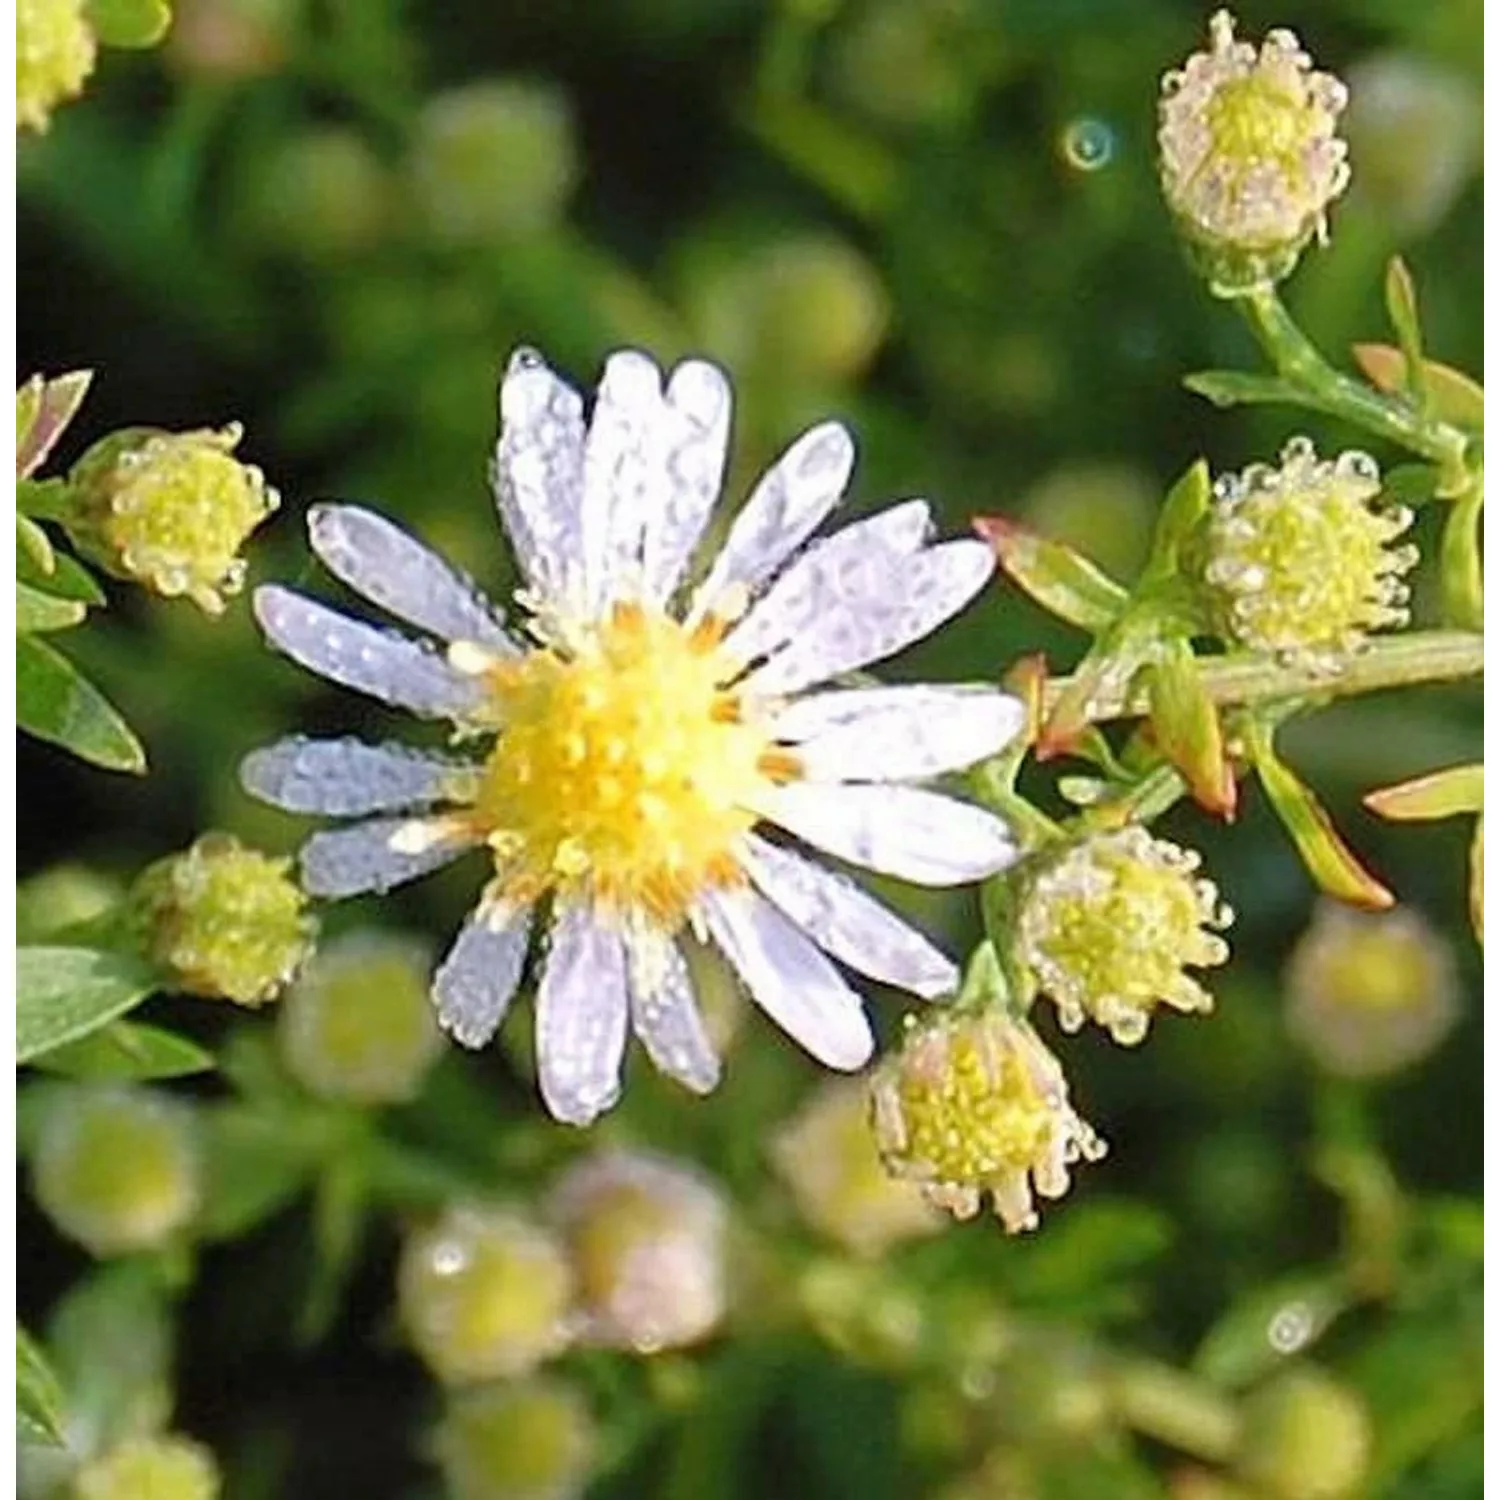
(472, 603, 791, 926)
(1207, 74, 1318, 178)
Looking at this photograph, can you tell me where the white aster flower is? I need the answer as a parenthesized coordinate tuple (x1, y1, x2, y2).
(241, 346, 1023, 1124)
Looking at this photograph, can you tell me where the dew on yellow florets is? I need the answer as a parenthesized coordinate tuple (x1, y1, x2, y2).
(1285, 901, 1460, 1079)
(131, 833, 317, 1007)
(468, 603, 780, 927)
(1015, 827, 1231, 1045)
(1158, 10, 1350, 293)
(17, 0, 97, 134)
(73, 1433, 221, 1500)
(67, 425, 279, 614)
(398, 1204, 575, 1385)
(433, 1378, 597, 1500)
(33, 1087, 201, 1257)
(870, 1010, 1103, 1233)
(1192, 438, 1416, 671)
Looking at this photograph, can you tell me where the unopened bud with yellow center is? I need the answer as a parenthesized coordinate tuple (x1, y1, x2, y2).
(1285, 902, 1459, 1079)
(131, 834, 316, 1007)
(771, 1078, 942, 1258)
(547, 1149, 729, 1352)
(1190, 438, 1416, 671)
(73, 1434, 220, 1500)
(1158, 10, 1350, 294)
(870, 1010, 1103, 1233)
(1015, 827, 1231, 1045)
(398, 1205, 574, 1384)
(278, 931, 442, 1104)
(433, 1379, 596, 1500)
(67, 425, 279, 614)
(34, 1087, 201, 1257)
(1235, 1366, 1371, 1500)
(17, 0, 96, 133)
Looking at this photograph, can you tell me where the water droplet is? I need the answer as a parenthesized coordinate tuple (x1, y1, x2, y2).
(1268, 1301, 1314, 1353)
(1059, 117, 1116, 172)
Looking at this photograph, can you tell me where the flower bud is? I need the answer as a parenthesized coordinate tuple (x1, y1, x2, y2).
(870, 1010, 1103, 1233)
(66, 425, 278, 614)
(1235, 1367, 1371, 1500)
(73, 1434, 220, 1500)
(771, 1078, 942, 1258)
(17, 0, 96, 133)
(33, 1087, 201, 1256)
(130, 834, 316, 1007)
(408, 80, 578, 246)
(1015, 827, 1232, 1045)
(278, 931, 442, 1104)
(433, 1379, 596, 1500)
(165, 0, 292, 82)
(1284, 902, 1459, 1079)
(397, 1205, 574, 1384)
(547, 1149, 729, 1353)
(1190, 438, 1416, 670)
(246, 127, 394, 261)
(1158, 11, 1350, 294)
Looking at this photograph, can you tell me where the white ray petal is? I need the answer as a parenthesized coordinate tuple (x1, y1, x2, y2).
(306, 503, 513, 649)
(697, 885, 873, 1071)
(740, 834, 959, 999)
(693, 421, 855, 616)
(772, 685, 1025, 782)
(299, 814, 478, 898)
(432, 895, 534, 1049)
(625, 926, 721, 1095)
(240, 736, 478, 817)
(753, 782, 1018, 886)
(535, 901, 630, 1126)
(253, 586, 484, 721)
(742, 539, 995, 698)
(492, 346, 587, 604)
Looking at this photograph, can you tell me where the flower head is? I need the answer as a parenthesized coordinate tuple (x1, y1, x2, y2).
(433, 1378, 596, 1500)
(870, 1009, 1103, 1232)
(1285, 901, 1459, 1079)
(130, 833, 316, 1006)
(74, 1435, 220, 1500)
(1191, 438, 1416, 670)
(1158, 10, 1350, 293)
(67, 424, 279, 614)
(17, 0, 96, 133)
(1015, 827, 1231, 1045)
(242, 345, 1024, 1124)
(1235, 1366, 1371, 1500)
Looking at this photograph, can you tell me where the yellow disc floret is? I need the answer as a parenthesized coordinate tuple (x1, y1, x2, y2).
(471, 604, 781, 926)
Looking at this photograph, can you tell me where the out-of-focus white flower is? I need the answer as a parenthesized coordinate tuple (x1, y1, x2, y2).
(242, 346, 1024, 1124)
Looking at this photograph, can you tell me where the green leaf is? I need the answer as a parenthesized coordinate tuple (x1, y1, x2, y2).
(1365, 763, 1483, 822)
(17, 1325, 66, 1448)
(1383, 256, 1427, 405)
(1381, 463, 1442, 508)
(29, 1020, 214, 1082)
(1145, 643, 1235, 816)
(16, 582, 86, 634)
(972, 514, 1128, 632)
(1351, 344, 1484, 433)
(16, 371, 92, 480)
(1143, 459, 1212, 582)
(84, 0, 172, 48)
(16, 515, 55, 575)
(18, 545, 105, 604)
(16, 947, 160, 1064)
(1192, 1270, 1350, 1390)
(15, 478, 74, 520)
(1183, 369, 1300, 409)
(17, 635, 147, 773)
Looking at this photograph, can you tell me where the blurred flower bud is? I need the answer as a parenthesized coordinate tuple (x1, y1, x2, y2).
(771, 1078, 942, 1258)
(409, 80, 578, 246)
(16, 0, 96, 133)
(165, 0, 291, 80)
(67, 425, 279, 614)
(34, 1087, 201, 1257)
(398, 1205, 574, 1384)
(1344, 52, 1481, 238)
(246, 127, 394, 261)
(1189, 438, 1416, 670)
(278, 931, 442, 1104)
(130, 834, 316, 1006)
(73, 1434, 220, 1500)
(1235, 1366, 1371, 1500)
(871, 1010, 1103, 1233)
(797, 1256, 926, 1369)
(1284, 901, 1459, 1078)
(1158, 11, 1350, 294)
(547, 1149, 729, 1353)
(1015, 827, 1231, 1044)
(433, 1378, 596, 1500)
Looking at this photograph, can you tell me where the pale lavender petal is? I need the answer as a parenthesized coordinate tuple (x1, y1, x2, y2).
(625, 928, 721, 1095)
(240, 736, 478, 817)
(433, 896, 534, 1048)
(299, 815, 477, 897)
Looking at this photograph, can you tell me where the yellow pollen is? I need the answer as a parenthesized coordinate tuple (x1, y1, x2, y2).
(474, 604, 776, 926)
(1207, 75, 1316, 176)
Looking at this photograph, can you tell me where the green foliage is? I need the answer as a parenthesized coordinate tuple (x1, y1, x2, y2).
(17, 947, 160, 1064)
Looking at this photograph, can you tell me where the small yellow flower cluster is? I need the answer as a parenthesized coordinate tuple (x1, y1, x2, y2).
(432, 1379, 596, 1500)
(73, 1434, 221, 1500)
(16, 0, 96, 133)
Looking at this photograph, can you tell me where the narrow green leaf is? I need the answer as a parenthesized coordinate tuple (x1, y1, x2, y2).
(1383, 256, 1427, 405)
(1145, 644, 1235, 816)
(1352, 344, 1484, 432)
(1365, 763, 1483, 822)
(1183, 369, 1300, 409)
(1191, 1271, 1350, 1390)
(16, 947, 160, 1064)
(16, 635, 147, 774)
(84, 0, 172, 48)
(1439, 483, 1483, 631)
(16, 515, 55, 575)
(17, 583, 86, 634)
(17, 1325, 67, 1448)
(972, 515, 1128, 632)
(29, 1020, 214, 1082)
(17, 546, 105, 604)
(16, 371, 92, 480)
(1143, 459, 1212, 582)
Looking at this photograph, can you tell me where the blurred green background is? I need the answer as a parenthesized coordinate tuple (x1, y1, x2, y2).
(17, 1, 1483, 1497)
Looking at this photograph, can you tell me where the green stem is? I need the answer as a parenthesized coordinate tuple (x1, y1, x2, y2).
(1111, 1358, 1243, 1462)
(1239, 287, 1469, 472)
(1440, 472, 1484, 630)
